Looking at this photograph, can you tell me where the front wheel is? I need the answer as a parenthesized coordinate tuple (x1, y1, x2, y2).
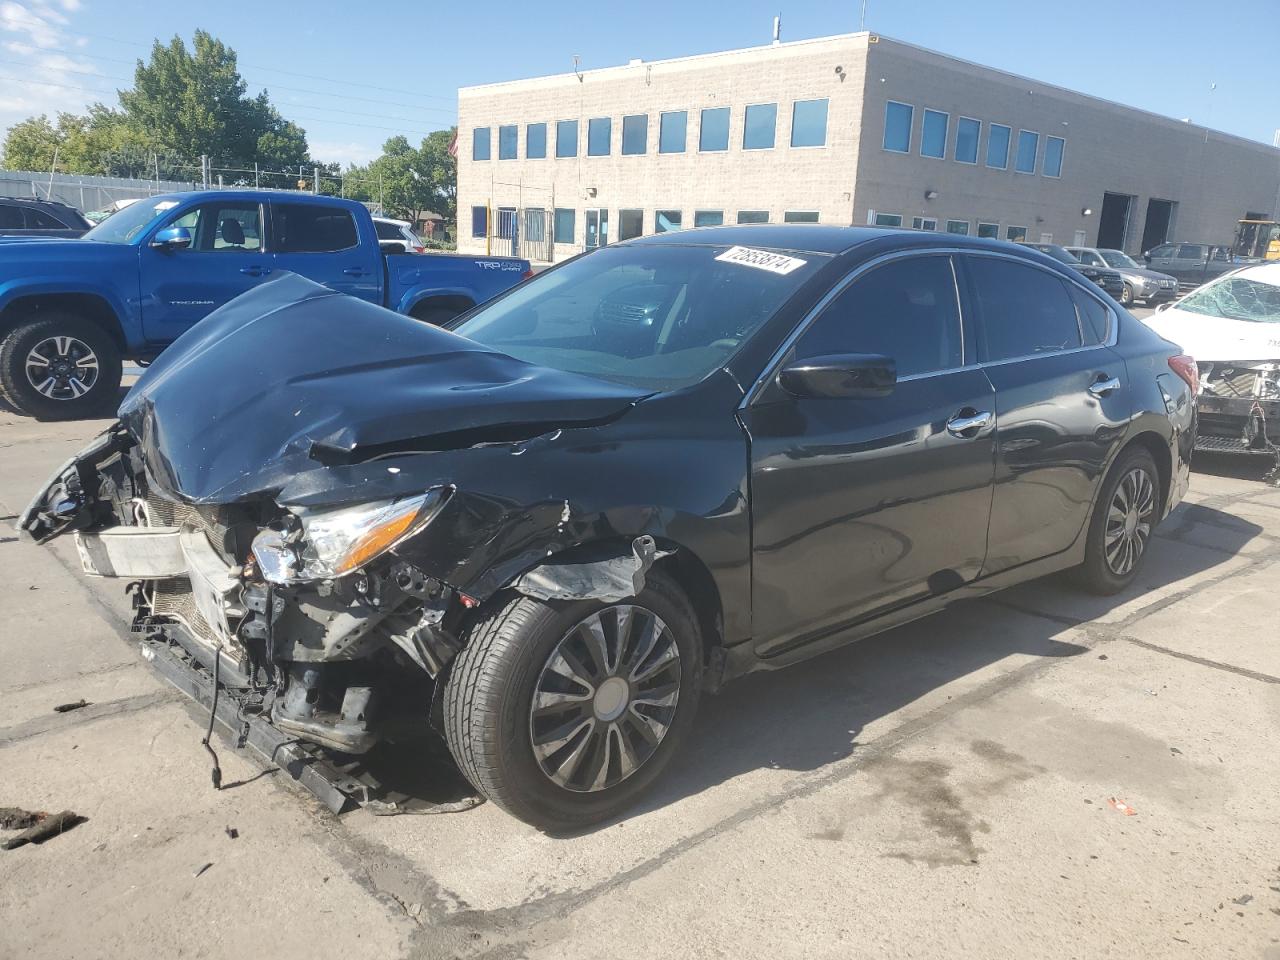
(1119, 283, 1134, 305)
(0, 314, 122, 420)
(443, 573, 702, 831)
(1075, 447, 1161, 595)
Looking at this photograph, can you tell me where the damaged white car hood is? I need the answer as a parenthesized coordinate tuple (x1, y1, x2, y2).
(1140, 263, 1280, 363)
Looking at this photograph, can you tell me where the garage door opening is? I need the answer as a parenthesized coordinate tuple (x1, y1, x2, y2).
(1097, 192, 1132, 250)
(1140, 198, 1177, 255)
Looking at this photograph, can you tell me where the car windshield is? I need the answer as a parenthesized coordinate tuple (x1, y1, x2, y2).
(452, 243, 826, 390)
(1099, 249, 1140, 269)
(82, 197, 182, 244)
(1176, 273, 1280, 323)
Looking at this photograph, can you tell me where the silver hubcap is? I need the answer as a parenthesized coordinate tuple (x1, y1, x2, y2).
(25, 336, 99, 400)
(529, 605, 681, 793)
(1105, 467, 1155, 576)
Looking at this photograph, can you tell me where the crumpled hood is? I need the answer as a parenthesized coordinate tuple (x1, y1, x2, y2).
(1142, 306, 1280, 363)
(119, 273, 645, 503)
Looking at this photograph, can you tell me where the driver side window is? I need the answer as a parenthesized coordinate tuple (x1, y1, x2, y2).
(166, 203, 263, 252)
(796, 255, 963, 378)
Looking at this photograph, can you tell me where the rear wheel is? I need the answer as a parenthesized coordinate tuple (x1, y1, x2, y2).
(443, 572, 702, 831)
(0, 314, 122, 420)
(1075, 447, 1160, 595)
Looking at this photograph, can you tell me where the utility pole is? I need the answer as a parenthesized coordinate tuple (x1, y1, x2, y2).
(254, 162, 260, 188)
(860, 0, 868, 30)
(313, 166, 320, 195)
(200, 155, 210, 189)
(48, 145, 58, 198)
(153, 152, 159, 193)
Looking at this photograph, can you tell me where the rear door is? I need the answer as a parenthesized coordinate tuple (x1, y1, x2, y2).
(744, 253, 996, 658)
(139, 199, 271, 343)
(962, 254, 1128, 573)
(269, 201, 380, 302)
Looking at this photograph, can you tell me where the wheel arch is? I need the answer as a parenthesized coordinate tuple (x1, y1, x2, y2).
(0, 291, 127, 351)
(404, 291, 476, 322)
(1113, 428, 1173, 517)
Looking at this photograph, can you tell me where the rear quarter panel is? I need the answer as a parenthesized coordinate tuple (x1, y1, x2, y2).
(387, 252, 529, 315)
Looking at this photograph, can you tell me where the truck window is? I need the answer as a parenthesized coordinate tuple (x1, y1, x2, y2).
(274, 203, 358, 253)
(168, 203, 263, 252)
(1176, 244, 1205, 260)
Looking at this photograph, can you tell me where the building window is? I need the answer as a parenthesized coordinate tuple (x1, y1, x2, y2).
(743, 103, 777, 150)
(911, 216, 937, 231)
(553, 208, 575, 243)
(1043, 135, 1065, 177)
(955, 117, 980, 164)
(921, 109, 948, 159)
(659, 111, 687, 153)
(1006, 225, 1027, 241)
(470, 205, 487, 238)
(791, 98, 829, 147)
(737, 210, 769, 224)
(883, 101, 912, 153)
(622, 114, 648, 155)
(699, 107, 730, 152)
(946, 219, 970, 235)
(526, 122, 547, 159)
(498, 124, 517, 160)
(785, 211, 819, 223)
(986, 123, 1010, 169)
(556, 119, 578, 158)
(873, 212, 902, 227)
(656, 210, 683, 232)
(472, 127, 491, 161)
(1015, 130, 1038, 174)
(977, 222, 999, 238)
(588, 117, 611, 156)
(694, 210, 724, 227)
(618, 209, 644, 240)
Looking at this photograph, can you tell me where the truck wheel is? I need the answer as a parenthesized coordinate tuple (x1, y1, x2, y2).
(443, 572, 702, 831)
(1074, 446, 1160, 595)
(0, 314, 122, 420)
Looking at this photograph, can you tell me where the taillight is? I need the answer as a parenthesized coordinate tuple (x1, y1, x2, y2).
(521, 269, 534, 281)
(413, 245, 425, 253)
(1168, 354, 1199, 395)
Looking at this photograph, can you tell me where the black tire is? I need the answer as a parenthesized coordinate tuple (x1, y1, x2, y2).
(1074, 446, 1161, 595)
(1119, 283, 1134, 306)
(443, 571, 703, 831)
(411, 304, 465, 327)
(0, 313, 122, 421)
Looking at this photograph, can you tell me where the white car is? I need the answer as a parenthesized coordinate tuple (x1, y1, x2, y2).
(373, 216, 425, 253)
(1141, 262, 1280, 454)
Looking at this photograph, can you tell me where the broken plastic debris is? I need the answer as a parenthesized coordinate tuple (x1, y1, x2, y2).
(1107, 797, 1138, 816)
(53, 699, 89, 713)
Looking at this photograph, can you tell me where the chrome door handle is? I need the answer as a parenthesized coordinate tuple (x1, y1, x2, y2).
(946, 410, 992, 438)
(1088, 375, 1121, 398)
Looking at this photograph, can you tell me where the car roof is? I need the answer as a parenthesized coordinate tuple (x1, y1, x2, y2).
(626, 224, 1057, 257)
(373, 216, 410, 226)
(0, 195, 77, 210)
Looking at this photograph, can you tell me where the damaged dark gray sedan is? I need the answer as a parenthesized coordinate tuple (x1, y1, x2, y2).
(20, 226, 1196, 830)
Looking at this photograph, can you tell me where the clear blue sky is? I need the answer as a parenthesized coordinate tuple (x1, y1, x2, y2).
(1, 0, 1275, 168)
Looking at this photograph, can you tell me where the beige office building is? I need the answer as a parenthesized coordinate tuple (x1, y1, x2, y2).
(456, 32, 1280, 263)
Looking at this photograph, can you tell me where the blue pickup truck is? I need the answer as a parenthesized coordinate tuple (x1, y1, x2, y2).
(0, 191, 530, 419)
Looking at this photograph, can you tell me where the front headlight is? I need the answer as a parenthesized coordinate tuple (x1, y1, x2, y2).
(252, 489, 447, 583)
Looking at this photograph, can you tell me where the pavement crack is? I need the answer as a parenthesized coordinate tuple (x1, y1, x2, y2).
(0, 689, 181, 746)
(1121, 636, 1280, 685)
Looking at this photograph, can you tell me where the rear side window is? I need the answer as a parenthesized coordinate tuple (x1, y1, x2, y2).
(273, 204, 357, 253)
(797, 255, 963, 378)
(1068, 285, 1109, 345)
(0, 204, 23, 229)
(374, 220, 401, 240)
(25, 207, 65, 228)
(967, 257, 1082, 361)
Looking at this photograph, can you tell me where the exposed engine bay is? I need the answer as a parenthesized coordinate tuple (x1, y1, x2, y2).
(1196, 360, 1280, 467)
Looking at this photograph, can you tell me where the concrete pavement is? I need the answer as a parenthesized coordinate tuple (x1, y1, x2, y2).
(2, 401, 1278, 960)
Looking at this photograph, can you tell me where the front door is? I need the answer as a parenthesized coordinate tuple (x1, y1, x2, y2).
(961, 254, 1128, 572)
(585, 209, 609, 250)
(744, 253, 996, 658)
(139, 199, 270, 343)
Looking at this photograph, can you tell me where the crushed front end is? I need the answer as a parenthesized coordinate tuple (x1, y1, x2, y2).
(1195, 360, 1280, 457)
(18, 426, 476, 811)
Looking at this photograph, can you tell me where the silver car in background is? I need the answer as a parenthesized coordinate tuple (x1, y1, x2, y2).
(1067, 246, 1178, 306)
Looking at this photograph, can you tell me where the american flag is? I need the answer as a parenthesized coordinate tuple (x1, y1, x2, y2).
(447, 130, 458, 158)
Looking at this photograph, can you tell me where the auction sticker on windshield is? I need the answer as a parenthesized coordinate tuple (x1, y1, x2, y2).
(715, 246, 808, 275)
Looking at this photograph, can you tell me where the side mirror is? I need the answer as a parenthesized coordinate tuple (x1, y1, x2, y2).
(1155, 301, 1173, 313)
(1142, 253, 1152, 263)
(778, 353, 896, 399)
(150, 225, 192, 250)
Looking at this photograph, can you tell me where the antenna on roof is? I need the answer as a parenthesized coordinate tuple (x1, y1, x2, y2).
(772, 14, 781, 44)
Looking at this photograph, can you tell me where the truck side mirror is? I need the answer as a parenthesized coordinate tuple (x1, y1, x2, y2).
(150, 225, 192, 251)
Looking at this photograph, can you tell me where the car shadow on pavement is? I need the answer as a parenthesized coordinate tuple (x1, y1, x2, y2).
(606, 500, 1264, 831)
